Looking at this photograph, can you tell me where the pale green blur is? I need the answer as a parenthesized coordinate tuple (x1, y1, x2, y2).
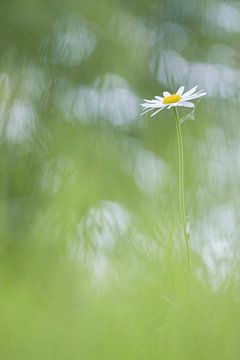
(0, 0, 240, 358)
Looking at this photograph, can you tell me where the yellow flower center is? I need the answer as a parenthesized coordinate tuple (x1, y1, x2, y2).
(163, 93, 181, 104)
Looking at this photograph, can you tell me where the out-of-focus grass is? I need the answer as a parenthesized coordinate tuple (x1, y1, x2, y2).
(1, 0, 240, 358)
(1, 117, 240, 359)
(0, 238, 240, 359)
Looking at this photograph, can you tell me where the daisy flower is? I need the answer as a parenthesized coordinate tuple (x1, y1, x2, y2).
(141, 85, 207, 117)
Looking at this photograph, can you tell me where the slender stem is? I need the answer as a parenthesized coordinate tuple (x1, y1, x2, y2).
(173, 108, 191, 274)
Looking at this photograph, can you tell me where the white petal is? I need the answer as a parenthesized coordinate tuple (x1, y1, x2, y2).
(141, 104, 151, 108)
(151, 99, 162, 104)
(143, 99, 158, 104)
(177, 86, 184, 95)
(180, 101, 194, 108)
(142, 103, 162, 109)
(169, 102, 180, 107)
(150, 106, 166, 117)
(163, 91, 171, 97)
(141, 101, 160, 107)
(141, 107, 155, 115)
(182, 86, 198, 98)
(184, 92, 207, 101)
(155, 96, 163, 100)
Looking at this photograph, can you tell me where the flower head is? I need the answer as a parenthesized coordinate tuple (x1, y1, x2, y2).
(141, 86, 207, 117)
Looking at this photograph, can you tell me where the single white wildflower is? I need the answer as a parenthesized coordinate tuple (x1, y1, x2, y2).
(141, 85, 207, 117)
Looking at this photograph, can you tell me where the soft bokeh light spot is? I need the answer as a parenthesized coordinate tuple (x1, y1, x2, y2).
(40, 15, 97, 65)
(207, 3, 240, 33)
(134, 150, 167, 195)
(6, 102, 36, 143)
(73, 74, 139, 124)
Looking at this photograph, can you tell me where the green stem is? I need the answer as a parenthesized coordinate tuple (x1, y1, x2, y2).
(173, 107, 191, 274)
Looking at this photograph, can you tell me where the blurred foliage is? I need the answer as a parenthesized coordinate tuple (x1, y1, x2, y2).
(1, 0, 240, 358)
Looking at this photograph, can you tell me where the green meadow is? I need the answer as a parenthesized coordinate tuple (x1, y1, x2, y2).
(0, 0, 240, 358)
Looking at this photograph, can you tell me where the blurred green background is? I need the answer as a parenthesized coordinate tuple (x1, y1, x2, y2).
(1, 0, 240, 358)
